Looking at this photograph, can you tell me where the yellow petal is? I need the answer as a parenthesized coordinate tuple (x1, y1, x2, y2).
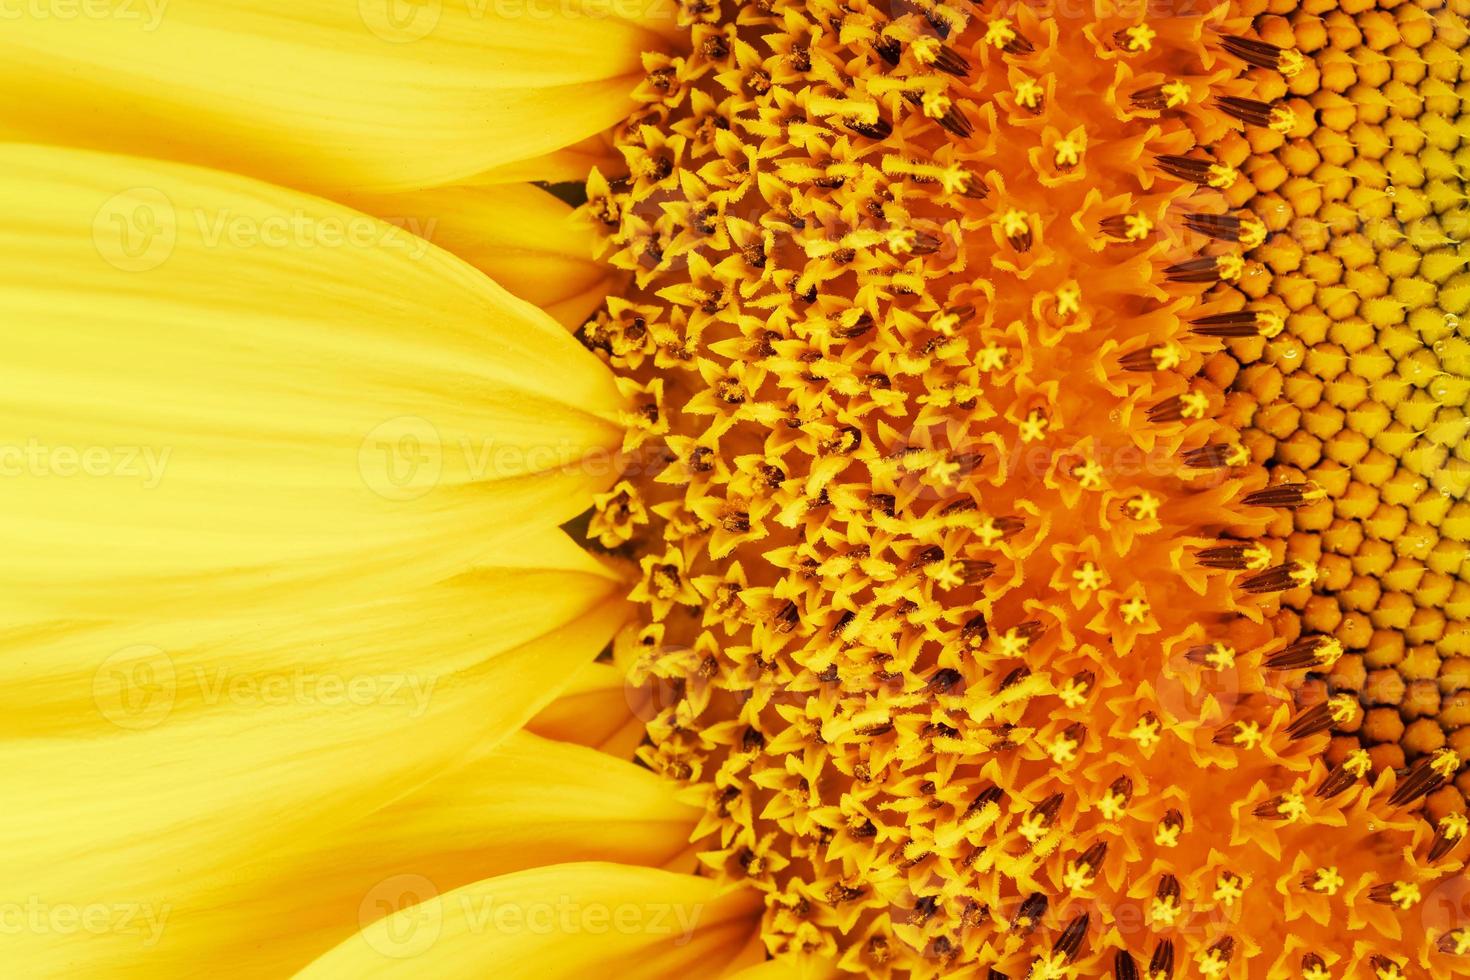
(0, 0, 670, 194)
(0, 144, 626, 623)
(3, 530, 622, 734)
(473, 133, 623, 186)
(63, 732, 694, 974)
(0, 546, 628, 976)
(343, 184, 619, 328)
(297, 863, 762, 978)
(527, 660, 645, 755)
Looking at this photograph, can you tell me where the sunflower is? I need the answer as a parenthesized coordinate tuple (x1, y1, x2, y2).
(3, 0, 1467, 977)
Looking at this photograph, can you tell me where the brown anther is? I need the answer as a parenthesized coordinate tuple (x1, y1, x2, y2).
(911, 231, 943, 254)
(1164, 256, 1225, 284)
(1251, 795, 1292, 819)
(1115, 951, 1140, 980)
(1264, 636, 1334, 670)
(1182, 444, 1242, 468)
(1240, 562, 1309, 593)
(1219, 34, 1290, 72)
(1053, 914, 1088, 961)
(747, 69, 772, 95)
(1183, 213, 1244, 242)
(1389, 754, 1457, 807)
(1110, 775, 1133, 806)
(1120, 346, 1173, 372)
(845, 116, 893, 141)
(1156, 874, 1181, 903)
(688, 446, 715, 473)
(1076, 840, 1108, 871)
(741, 726, 765, 751)
(1149, 938, 1175, 979)
(1155, 155, 1220, 185)
(961, 611, 990, 644)
(1146, 396, 1189, 423)
(1241, 483, 1319, 508)
(1130, 85, 1172, 112)
(701, 34, 728, 59)
(1012, 892, 1047, 932)
(1190, 311, 1261, 337)
(965, 784, 1005, 816)
(1437, 931, 1470, 954)
(1000, 666, 1032, 690)
(909, 894, 940, 924)
(1213, 722, 1251, 746)
(931, 45, 971, 78)
(1001, 32, 1034, 55)
(1369, 957, 1403, 977)
(928, 667, 964, 693)
(1285, 701, 1336, 741)
(772, 599, 801, 634)
(1215, 96, 1278, 128)
(1193, 549, 1264, 570)
(1034, 792, 1065, 825)
(1303, 954, 1327, 973)
(1100, 215, 1148, 240)
(1314, 760, 1362, 799)
(1430, 825, 1463, 862)
(937, 104, 975, 138)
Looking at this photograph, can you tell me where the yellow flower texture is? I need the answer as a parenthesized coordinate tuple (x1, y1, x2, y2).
(580, 0, 1470, 975)
(0, 0, 1465, 976)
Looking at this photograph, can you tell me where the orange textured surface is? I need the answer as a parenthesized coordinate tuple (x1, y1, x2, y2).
(579, 0, 1470, 974)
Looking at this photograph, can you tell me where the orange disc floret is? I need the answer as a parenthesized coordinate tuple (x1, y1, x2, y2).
(579, 0, 1466, 974)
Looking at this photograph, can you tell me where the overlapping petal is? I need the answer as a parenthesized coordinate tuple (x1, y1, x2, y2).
(0, 0, 674, 194)
(0, 143, 626, 624)
(1, 547, 629, 975)
(343, 183, 619, 328)
(297, 863, 762, 979)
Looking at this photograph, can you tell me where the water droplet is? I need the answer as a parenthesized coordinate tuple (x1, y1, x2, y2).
(1447, 313, 1461, 331)
(1386, 186, 1397, 199)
